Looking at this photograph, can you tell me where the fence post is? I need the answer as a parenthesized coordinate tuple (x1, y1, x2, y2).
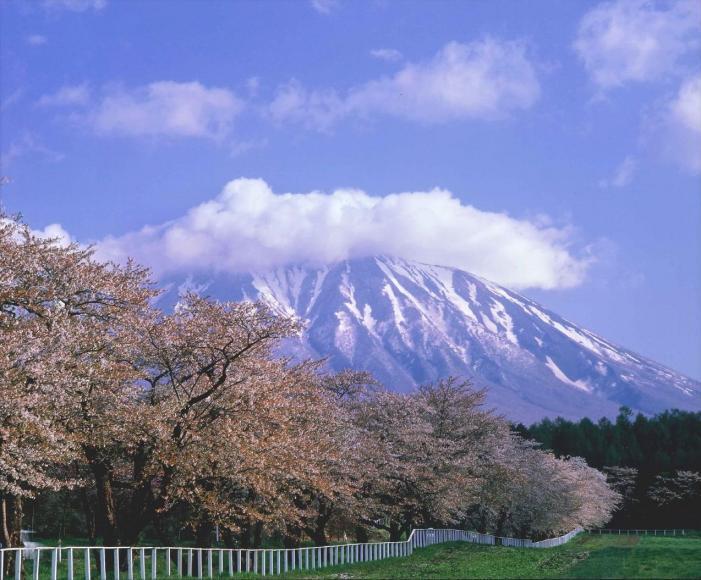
(127, 549, 133, 580)
(114, 549, 120, 580)
(33, 549, 40, 580)
(85, 548, 91, 580)
(67, 548, 74, 580)
(139, 548, 145, 580)
(52, 549, 59, 580)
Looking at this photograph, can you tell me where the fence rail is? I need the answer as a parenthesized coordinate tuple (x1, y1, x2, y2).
(0, 527, 582, 579)
(590, 529, 687, 536)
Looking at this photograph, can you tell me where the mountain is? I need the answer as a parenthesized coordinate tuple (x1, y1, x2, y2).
(166, 256, 701, 423)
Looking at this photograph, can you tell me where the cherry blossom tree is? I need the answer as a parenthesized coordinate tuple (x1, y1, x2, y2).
(2, 213, 621, 550)
(1, 213, 154, 551)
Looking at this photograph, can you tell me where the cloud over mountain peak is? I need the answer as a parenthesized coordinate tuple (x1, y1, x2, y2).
(96, 178, 590, 290)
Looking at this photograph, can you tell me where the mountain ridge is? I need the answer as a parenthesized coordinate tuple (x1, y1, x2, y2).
(166, 255, 701, 422)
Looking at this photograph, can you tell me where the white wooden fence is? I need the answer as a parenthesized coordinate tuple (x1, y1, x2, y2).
(590, 528, 687, 536)
(0, 527, 582, 579)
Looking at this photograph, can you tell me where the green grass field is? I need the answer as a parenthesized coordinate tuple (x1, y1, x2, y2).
(295, 533, 701, 579)
(8, 533, 700, 578)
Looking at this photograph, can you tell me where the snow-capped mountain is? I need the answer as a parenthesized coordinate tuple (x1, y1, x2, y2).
(168, 256, 701, 422)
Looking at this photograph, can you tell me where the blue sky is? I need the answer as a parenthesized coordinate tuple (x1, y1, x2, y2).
(1, 0, 700, 379)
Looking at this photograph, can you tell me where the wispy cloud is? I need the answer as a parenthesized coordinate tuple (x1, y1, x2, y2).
(229, 138, 268, 158)
(370, 48, 403, 62)
(661, 74, 701, 173)
(574, 0, 701, 90)
(89, 81, 243, 139)
(37, 83, 91, 107)
(1, 89, 23, 111)
(26, 34, 48, 46)
(96, 177, 591, 290)
(599, 155, 637, 188)
(245, 77, 260, 97)
(310, 0, 339, 15)
(669, 75, 701, 134)
(0, 133, 64, 170)
(269, 38, 541, 131)
(38, 81, 244, 141)
(42, 0, 106, 12)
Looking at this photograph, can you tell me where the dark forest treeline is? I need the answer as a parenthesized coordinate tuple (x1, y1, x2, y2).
(516, 407, 701, 529)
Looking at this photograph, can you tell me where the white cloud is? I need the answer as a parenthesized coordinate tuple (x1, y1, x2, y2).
(574, 0, 701, 90)
(229, 138, 268, 158)
(310, 0, 339, 14)
(246, 77, 260, 97)
(26, 34, 48, 46)
(1, 89, 23, 111)
(36, 81, 243, 140)
(269, 39, 541, 130)
(662, 74, 701, 173)
(370, 48, 403, 62)
(670, 75, 701, 133)
(269, 81, 346, 131)
(599, 155, 637, 188)
(37, 84, 91, 107)
(89, 81, 243, 139)
(43, 0, 106, 11)
(32, 223, 73, 246)
(1, 219, 73, 248)
(0, 133, 64, 169)
(96, 178, 591, 290)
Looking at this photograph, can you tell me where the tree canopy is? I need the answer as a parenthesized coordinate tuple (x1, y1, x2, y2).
(1, 213, 620, 553)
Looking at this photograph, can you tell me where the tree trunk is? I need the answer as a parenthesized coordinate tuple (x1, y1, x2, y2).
(354, 525, 369, 543)
(121, 445, 153, 545)
(282, 535, 300, 549)
(222, 529, 237, 549)
(0, 494, 22, 548)
(1, 495, 23, 576)
(252, 521, 263, 548)
(282, 523, 302, 549)
(309, 499, 331, 546)
(310, 516, 329, 546)
(495, 509, 509, 537)
(389, 521, 402, 542)
(83, 445, 120, 546)
(195, 520, 213, 548)
(238, 520, 253, 548)
(477, 509, 488, 534)
(81, 489, 96, 543)
(193, 520, 212, 573)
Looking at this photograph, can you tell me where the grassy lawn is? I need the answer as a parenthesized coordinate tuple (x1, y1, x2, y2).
(8, 533, 699, 578)
(293, 533, 701, 579)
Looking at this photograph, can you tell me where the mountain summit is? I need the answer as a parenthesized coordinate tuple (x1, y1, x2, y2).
(171, 256, 701, 422)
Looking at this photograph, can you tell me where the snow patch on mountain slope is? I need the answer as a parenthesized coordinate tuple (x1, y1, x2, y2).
(545, 356, 592, 393)
(423, 265, 479, 322)
(168, 256, 701, 420)
(489, 299, 519, 345)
